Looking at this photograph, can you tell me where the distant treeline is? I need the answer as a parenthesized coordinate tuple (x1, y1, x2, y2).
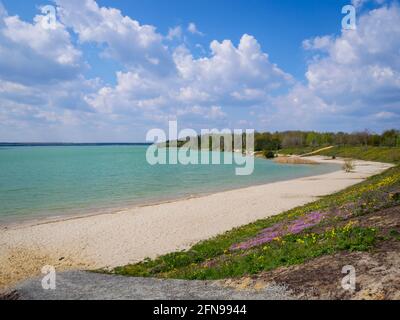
(164, 129, 400, 152)
(254, 129, 400, 151)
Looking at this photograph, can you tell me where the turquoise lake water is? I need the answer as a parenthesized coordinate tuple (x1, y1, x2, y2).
(0, 145, 340, 223)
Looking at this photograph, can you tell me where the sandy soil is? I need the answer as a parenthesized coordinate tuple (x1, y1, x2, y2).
(274, 156, 318, 164)
(230, 206, 400, 300)
(0, 157, 392, 289)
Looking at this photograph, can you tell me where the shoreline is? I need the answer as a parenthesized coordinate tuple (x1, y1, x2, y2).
(0, 156, 393, 289)
(0, 160, 340, 229)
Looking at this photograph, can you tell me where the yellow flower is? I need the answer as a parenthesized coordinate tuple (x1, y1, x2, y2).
(343, 220, 356, 232)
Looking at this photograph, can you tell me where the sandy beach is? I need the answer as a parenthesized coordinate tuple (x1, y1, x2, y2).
(0, 157, 393, 289)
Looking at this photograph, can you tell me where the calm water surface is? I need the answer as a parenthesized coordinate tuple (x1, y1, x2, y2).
(0, 145, 340, 223)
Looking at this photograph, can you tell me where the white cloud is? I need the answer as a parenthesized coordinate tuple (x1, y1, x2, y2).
(1, 0, 399, 141)
(309, 5, 400, 101)
(55, 0, 175, 75)
(176, 87, 211, 103)
(84, 32, 292, 127)
(177, 105, 226, 120)
(374, 111, 398, 119)
(167, 26, 182, 40)
(270, 4, 400, 131)
(0, 6, 82, 85)
(0, 0, 295, 138)
(84, 71, 170, 115)
(351, 0, 386, 9)
(173, 34, 292, 101)
(187, 22, 203, 36)
(352, 0, 369, 8)
(0, 2, 101, 141)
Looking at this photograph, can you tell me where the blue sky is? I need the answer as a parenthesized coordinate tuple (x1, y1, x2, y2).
(0, 0, 399, 142)
(1, 0, 356, 81)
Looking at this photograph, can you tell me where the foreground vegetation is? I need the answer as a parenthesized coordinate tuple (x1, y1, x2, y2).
(112, 165, 400, 280)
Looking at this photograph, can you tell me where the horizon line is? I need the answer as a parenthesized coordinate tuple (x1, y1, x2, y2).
(0, 142, 151, 145)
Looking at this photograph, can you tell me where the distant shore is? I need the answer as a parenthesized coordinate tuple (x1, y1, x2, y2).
(0, 142, 151, 147)
(0, 156, 393, 289)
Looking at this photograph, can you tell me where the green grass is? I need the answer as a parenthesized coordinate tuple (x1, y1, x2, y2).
(115, 226, 378, 280)
(279, 146, 400, 164)
(111, 165, 400, 280)
(389, 230, 400, 241)
(279, 146, 320, 156)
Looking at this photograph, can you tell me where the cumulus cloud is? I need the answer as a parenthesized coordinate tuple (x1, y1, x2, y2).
(85, 33, 293, 129)
(1, 0, 399, 141)
(0, 2, 100, 141)
(55, 0, 175, 75)
(0, 5, 82, 85)
(300, 4, 400, 121)
(173, 34, 292, 103)
(256, 3, 400, 132)
(0, 0, 295, 135)
(0, 78, 102, 141)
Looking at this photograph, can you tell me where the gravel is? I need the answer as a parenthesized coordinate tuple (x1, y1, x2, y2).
(9, 271, 294, 300)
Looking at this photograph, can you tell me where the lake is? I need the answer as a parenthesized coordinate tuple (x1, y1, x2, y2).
(0, 145, 339, 223)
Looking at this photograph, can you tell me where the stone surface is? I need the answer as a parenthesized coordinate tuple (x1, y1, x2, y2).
(10, 271, 293, 300)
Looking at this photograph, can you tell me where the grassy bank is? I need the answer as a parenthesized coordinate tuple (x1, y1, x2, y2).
(112, 165, 400, 280)
(279, 146, 400, 164)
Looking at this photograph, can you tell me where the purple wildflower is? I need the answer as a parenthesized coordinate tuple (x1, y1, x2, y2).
(231, 211, 329, 250)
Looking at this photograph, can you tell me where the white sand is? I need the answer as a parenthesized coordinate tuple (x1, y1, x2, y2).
(0, 157, 393, 288)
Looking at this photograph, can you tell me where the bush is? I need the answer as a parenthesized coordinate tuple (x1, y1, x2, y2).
(343, 159, 355, 173)
(263, 150, 275, 159)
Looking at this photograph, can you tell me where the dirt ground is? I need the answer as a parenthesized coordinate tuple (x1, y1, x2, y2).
(2, 207, 399, 300)
(0, 246, 91, 291)
(224, 206, 400, 300)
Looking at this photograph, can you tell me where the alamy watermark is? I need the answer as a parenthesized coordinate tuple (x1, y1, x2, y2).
(40, 5, 57, 30)
(146, 121, 255, 176)
(341, 265, 356, 291)
(342, 5, 357, 30)
(41, 265, 56, 290)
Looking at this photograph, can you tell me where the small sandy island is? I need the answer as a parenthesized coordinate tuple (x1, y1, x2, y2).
(0, 156, 393, 289)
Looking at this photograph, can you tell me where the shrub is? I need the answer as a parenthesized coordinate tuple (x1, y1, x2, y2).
(263, 150, 275, 159)
(343, 159, 355, 173)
